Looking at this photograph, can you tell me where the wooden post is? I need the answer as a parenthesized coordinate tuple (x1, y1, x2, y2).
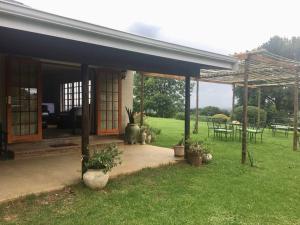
(140, 72, 144, 127)
(194, 77, 199, 133)
(231, 84, 235, 119)
(257, 87, 261, 127)
(293, 69, 299, 151)
(184, 75, 191, 159)
(81, 64, 90, 178)
(242, 57, 249, 164)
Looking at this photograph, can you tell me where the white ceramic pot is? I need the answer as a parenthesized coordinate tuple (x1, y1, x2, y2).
(173, 145, 185, 157)
(141, 131, 147, 145)
(83, 169, 109, 190)
(202, 153, 213, 163)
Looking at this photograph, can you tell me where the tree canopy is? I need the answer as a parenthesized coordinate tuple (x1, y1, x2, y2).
(234, 36, 300, 122)
(133, 73, 193, 118)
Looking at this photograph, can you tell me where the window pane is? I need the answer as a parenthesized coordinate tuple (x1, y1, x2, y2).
(30, 124, 38, 134)
(13, 125, 20, 136)
(21, 124, 30, 136)
(101, 111, 106, 120)
(113, 120, 118, 129)
(20, 100, 29, 111)
(12, 112, 20, 125)
(101, 120, 106, 129)
(107, 111, 112, 120)
(107, 121, 112, 129)
(21, 112, 30, 124)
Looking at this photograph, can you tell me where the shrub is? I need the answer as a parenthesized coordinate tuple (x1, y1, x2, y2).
(175, 112, 185, 120)
(85, 144, 122, 173)
(212, 114, 230, 123)
(233, 106, 267, 125)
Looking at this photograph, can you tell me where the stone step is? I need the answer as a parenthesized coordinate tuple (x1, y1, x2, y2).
(11, 138, 124, 160)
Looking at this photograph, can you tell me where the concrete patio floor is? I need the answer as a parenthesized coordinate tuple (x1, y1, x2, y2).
(0, 144, 178, 203)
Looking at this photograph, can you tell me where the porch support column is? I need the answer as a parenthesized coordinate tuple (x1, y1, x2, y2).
(257, 87, 261, 126)
(140, 72, 144, 127)
(184, 75, 191, 159)
(242, 57, 249, 164)
(293, 69, 299, 151)
(81, 64, 90, 177)
(194, 77, 199, 133)
(231, 84, 235, 119)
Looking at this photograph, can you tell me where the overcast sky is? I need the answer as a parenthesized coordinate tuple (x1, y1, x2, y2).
(19, 0, 300, 109)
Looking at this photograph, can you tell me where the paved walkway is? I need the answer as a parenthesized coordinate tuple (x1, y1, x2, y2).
(0, 144, 177, 203)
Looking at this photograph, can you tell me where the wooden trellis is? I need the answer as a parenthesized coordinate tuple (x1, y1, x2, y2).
(200, 49, 300, 162)
(143, 49, 300, 164)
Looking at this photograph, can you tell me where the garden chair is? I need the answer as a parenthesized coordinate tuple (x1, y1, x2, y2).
(206, 118, 215, 137)
(212, 121, 234, 141)
(247, 123, 265, 143)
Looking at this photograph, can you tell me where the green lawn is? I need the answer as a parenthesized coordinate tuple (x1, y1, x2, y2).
(1, 117, 300, 225)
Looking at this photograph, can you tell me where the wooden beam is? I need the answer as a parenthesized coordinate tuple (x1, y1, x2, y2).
(184, 75, 191, 159)
(81, 64, 90, 178)
(140, 72, 144, 127)
(257, 87, 261, 126)
(293, 71, 299, 151)
(231, 84, 235, 119)
(194, 77, 199, 133)
(242, 57, 249, 164)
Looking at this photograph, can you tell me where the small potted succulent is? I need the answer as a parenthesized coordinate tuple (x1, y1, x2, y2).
(173, 137, 185, 157)
(83, 144, 122, 190)
(125, 107, 140, 144)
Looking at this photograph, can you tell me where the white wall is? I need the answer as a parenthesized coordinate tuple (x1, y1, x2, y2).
(121, 70, 134, 133)
(0, 55, 5, 131)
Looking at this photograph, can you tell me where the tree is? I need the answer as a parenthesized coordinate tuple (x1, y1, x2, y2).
(133, 72, 193, 118)
(234, 36, 300, 120)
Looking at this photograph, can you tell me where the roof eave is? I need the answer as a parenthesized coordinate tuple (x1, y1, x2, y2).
(0, 0, 237, 70)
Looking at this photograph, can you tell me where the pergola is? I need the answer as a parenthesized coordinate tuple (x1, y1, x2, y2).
(143, 49, 300, 163)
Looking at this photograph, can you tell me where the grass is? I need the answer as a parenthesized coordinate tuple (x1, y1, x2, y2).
(1, 117, 300, 225)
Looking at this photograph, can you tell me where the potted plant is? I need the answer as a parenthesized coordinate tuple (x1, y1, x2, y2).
(125, 107, 140, 144)
(187, 140, 213, 166)
(187, 141, 204, 166)
(83, 144, 122, 190)
(173, 138, 185, 157)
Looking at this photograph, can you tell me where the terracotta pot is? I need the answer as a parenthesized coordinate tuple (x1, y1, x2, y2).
(125, 123, 140, 144)
(83, 169, 109, 190)
(173, 145, 184, 157)
(187, 152, 203, 167)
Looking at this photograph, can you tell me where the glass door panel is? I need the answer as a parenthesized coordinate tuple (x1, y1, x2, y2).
(97, 71, 121, 135)
(7, 58, 41, 143)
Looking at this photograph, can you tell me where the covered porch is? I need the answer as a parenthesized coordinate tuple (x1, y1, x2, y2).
(0, 144, 177, 203)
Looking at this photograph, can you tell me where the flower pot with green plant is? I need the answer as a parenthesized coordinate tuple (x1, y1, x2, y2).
(83, 144, 122, 190)
(187, 141, 204, 166)
(125, 107, 140, 144)
(173, 137, 185, 157)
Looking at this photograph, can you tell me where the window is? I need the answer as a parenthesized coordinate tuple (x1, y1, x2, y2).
(61, 81, 91, 112)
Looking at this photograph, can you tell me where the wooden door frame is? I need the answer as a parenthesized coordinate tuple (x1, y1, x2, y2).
(6, 56, 42, 144)
(96, 69, 122, 135)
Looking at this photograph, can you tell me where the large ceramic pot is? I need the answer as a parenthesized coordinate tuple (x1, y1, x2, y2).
(173, 145, 184, 157)
(125, 123, 140, 144)
(187, 152, 203, 167)
(83, 169, 109, 190)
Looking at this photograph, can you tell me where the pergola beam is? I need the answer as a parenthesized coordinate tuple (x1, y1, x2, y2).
(184, 75, 191, 159)
(242, 57, 249, 164)
(293, 71, 299, 151)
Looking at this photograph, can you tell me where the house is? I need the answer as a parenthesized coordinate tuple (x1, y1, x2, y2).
(0, 0, 237, 159)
